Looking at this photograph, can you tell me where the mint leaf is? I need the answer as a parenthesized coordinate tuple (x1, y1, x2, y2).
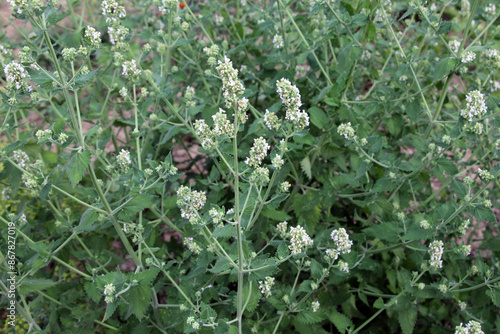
(65, 150, 91, 187)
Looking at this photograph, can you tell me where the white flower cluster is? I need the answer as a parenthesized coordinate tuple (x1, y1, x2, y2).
(183, 237, 201, 254)
(311, 300, 320, 312)
(331, 228, 353, 254)
(121, 59, 141, 82)
(461, 51, 475, 63)
(289, 225, 314, 255)
(460, 90, 487, 121)
(428, 240, 444, 269)
(245, 137, 270, 168)
(7, 0, 42, 16)
(85, 26, 102, 49)
(212, 109, 234, 136)
(484, 4, 496, 17)
(194, 108, 234, 151)
(216, 56, 246, 112)
(337, 122, 355, 140)
(101, 0, 126, 23)
(176, 186, 207, 224)
(209, 207, 225, 227)
(12, 150, 30, 168)
(278, 181, 291, 193)
(117, 149, 131, 171)
(276, 78, 309, 131)
(249, 166, 270, 186)
(484, 49, 500, 67)
(155, 0, 178, 13)
(455, 320, 484, 334)
(450, 40, 461, 53)
(273, 34, 284, 49)
(258, 276, 275, 297)
(276, 221, 288, 238)
(4, 61, 32, 93)
(108, 26, 129, 49)
(272, 154, 284, 169)
(263, 109, 281, 130)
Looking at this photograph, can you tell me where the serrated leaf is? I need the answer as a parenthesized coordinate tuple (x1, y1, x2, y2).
(211, 225, 236, 238)
(310, 259, 323, 280)
(470, 205, 496, 223)
(301, 156, 312, 180)
(398, 306, 417, 334)
(134, 268, 160, 286)
(84, 282, 102, 303)
(28, 69, 58, 89)
(329, 310, 353, 333)
(261, 209, 292, 221)
(17, 278, 58, 295)
(72, 70, 99, 90)
(308, 106, 328, 129)
(432, 57, 457, 81)
(297, 280, 313, 293)
(117, 194, 157, 220)
(233, 283, 260, 314)
(277, 242, 290, 259)
(296, 311, 326, 324)
(103, 301, 117, 321)
(127, 285, 152, 320)
(436, 158, 458, 175)
(209, 257, 231, 273)
(486, 289, 500, 308)
(65, 150, 91, 187)
(364, 222, 402, 242)
(73, 208, 99, 233)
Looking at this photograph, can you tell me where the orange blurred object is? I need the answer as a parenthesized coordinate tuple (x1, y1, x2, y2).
(179, 2, 185, 8)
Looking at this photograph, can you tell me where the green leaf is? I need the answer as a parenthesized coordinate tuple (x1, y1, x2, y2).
(39, 179, 52, 200)
(84, 282, 102, 303)
(432, 57, 457, 81)
(211, 225, 236, 238)
(28, 69, 58, 90)
(405, 98, 421, 122)
(301, 156, 312, 180)
(134, 268, 160, 285)
(261, 209, 292, 221)
(364, 222, 402, 242)
(310, 259, 323, 280)
(73, 208, 99, 233)
(41, 150, 57, 164)
(398, 306, 417, 334)
(209, 257, 232, 274)
(308, 107, 328, 129)
(436, 158, 458, 175)
(329, 310, 353, 334)
(470, 205, 496, 223)
(65, 150, 91, 187)
(17, 278, 58, 295)
(72, 70, 99, 90)
(103, 302, 117, 321)
(479, 236, 500, 251)
(233, 283, 260, 314)
(373, 297, 384, 309)
(277, 241, 290, 259)
(386, 114, 403, 136)
(486, 289, 500, 308)
(296, 311, 326, 324)
(117, 194, 157, 220)
(127, 285, 152, 320)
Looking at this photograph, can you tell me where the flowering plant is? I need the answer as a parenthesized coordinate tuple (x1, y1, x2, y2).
(0, 0, 499, 333)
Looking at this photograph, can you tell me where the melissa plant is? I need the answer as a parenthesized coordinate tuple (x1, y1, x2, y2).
(0, 0, 499, 333)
